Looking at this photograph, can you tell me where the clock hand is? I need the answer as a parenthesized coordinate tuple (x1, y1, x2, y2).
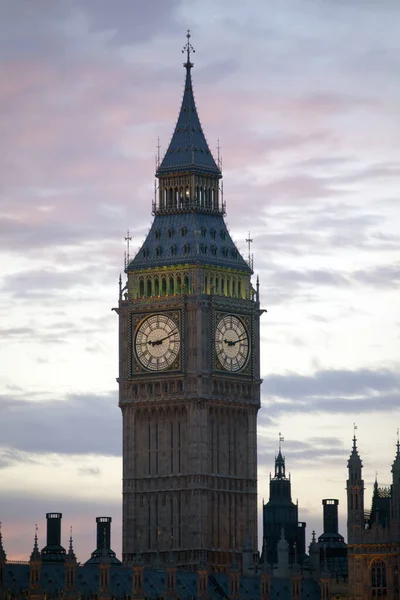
(148, 329, 178, 346)
(223, 335, 247, 347)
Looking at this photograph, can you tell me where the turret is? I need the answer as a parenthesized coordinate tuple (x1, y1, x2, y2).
(346, 431, 365, 543)
(64, 529, 77, 600)
(308, 531, 320, 576)
(29, 526, 42, 600)
(228, 551, 240, 600)
(276, 529, 289, 578)
(166, 551, 177, 599)
(132, 551, 145, 600)
(197, 550, 208, 600)
(391, 436, 400, 536)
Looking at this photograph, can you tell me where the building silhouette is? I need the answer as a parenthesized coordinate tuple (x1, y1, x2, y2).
(3, 31, 399, 600)
(347, 433, 400, 599)
(262, 443, 306, 566)
(116, 31, 262, 570)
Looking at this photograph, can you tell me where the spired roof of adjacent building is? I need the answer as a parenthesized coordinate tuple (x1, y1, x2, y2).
(156, 31, 221, 178)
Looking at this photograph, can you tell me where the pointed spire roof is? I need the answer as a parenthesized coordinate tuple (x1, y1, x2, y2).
(157, 31, 221, 178)
(348, 427, 362, 468)
(0, 522, 7, 563)
(30, 525, 41, 561)
(392, 431, 400, 474)
(67, 527, 76, 561)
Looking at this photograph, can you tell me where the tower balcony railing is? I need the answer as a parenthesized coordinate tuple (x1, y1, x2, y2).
(152, 196, 226, 217)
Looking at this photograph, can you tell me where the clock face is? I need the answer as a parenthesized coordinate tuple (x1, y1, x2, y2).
(215, 314, 249, 372)
(135, 314, 180, 371)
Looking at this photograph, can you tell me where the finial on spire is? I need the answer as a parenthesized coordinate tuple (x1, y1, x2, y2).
(353, 423, 358, 448)
(182, 29, 195, 69)
(397, 428, 400, 454)
(124, 230, 132, 269)
(279, 432, 285, 453)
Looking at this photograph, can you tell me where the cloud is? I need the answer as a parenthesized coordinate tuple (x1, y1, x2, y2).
(0, 392, 120, 457)
(262, 367, 400, 416)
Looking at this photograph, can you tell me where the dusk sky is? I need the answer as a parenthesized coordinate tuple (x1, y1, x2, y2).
(1, 0, 400, 562)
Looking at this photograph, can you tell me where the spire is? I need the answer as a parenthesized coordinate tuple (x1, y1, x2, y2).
(67, 527, 76, 561)
(0, 522, 7, 563)
(392, 429, 400, 474)
(157, 31, 221, 177)
(275, 433, 286, 478)
(30, 525, 41, 561)
(348, 424, 362, 468)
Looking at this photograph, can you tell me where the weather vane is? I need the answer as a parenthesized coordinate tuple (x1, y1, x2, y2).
(279, 432, 285, 452)
(182, 29, 195, 66)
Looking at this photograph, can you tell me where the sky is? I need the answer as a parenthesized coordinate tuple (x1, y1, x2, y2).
(1, 0, 400, 562)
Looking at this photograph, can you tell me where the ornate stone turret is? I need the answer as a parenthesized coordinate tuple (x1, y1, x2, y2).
(291, 543, 302, 600)
(64, 529, 77, 600)
(263, 437, 305, 566)
(391, 435, 400, 536)
(166, 551, 177, 599)
(308, 530, 320, 576)
(346, 429, 365, 543)
(260, 560, 271, 600)
(29, 526, 42, 600)
(132, 551, 145, 600)
(228, 551, 240, 600)
(276, 529, 289, 578)
(197, 550, 209, 600)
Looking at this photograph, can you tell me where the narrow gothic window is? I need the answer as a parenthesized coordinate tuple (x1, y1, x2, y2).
(170, 245, 176, 256)
(155, 245, 161, 258)
(168, 227, 173, 238)
(155, 228, 160, 240)
(371, 559, 387, 590)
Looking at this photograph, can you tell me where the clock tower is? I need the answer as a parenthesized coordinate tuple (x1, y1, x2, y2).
(116, 33, 263, 570)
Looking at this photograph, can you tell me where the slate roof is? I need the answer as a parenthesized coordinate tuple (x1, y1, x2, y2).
(2, 562, 322, 599)
(128, 212, 251, 273)
(156, 59, 221, 177)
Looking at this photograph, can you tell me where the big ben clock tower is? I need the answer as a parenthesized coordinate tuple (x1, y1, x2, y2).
(116, 32, 263, 570)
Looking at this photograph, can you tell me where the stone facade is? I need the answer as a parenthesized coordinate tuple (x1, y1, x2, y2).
(115, 36, 262, 569)
(347, 435, 400, 599)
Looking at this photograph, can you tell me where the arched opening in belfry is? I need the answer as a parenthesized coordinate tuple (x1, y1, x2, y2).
(215, 277, 219, 294)
(204, 275, 208, 293)
(168, 187, 173, 207)
(147, 279, 152, 297)
(184, 275, 189, 293)
(154, 278, 159, 296)
(238, 280, 242, 298)
(161, 278, 167, 295)
(227, 277, 231, 296)
(174, 188, 178, 208)
(232, 278, 236, 297)
(169, 276, 174, 295)
(177, 275, 182, 293)
(139, 279, 144, 297)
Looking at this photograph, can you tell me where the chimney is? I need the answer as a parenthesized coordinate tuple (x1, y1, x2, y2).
(322, 499, 339, 533)
(96, 517, 112, 551)
(46, 512, 62, 546)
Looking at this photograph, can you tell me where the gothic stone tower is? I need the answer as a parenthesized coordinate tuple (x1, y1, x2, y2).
(116, 34, 262, 569)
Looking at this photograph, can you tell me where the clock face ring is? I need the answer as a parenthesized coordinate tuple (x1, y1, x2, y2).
(215, 314, 249, 372)
(135, 314, 180, 371)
